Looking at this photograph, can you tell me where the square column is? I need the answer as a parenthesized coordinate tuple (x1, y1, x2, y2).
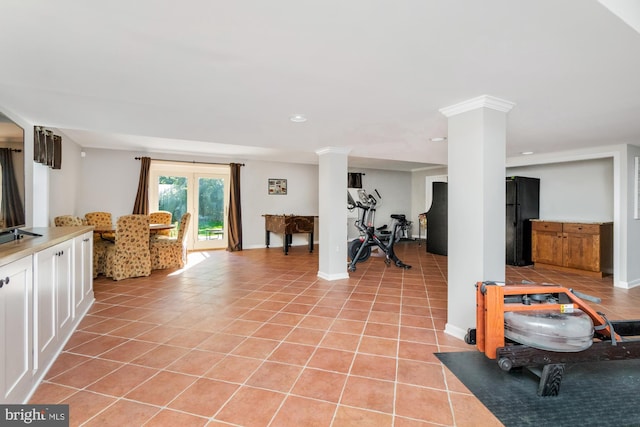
(439, 95, 515, 339)
(316, 147, 351, 280)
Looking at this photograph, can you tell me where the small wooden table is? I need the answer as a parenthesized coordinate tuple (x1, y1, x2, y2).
(263, 215, 315, 255)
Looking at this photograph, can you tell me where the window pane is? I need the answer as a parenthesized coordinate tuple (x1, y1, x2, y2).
(158, 175, 187, 236)
(198, 177, 225, 241)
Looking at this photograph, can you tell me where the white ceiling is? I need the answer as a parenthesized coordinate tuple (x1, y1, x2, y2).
(1, 0, 639, 171)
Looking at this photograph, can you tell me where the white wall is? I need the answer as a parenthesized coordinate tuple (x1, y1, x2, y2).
(348, 168, 412, 240)
(621, 145, 640, 287)
(410, 159, 614, 229)
(64, 146, 412, 251)
(76, 148, 142, 219)
(241, 160, 319, 249)
(64, 147, 319, 250)
(508, 158, 614, 222)
(49, 136, 83, 225)
(410, 166, 448, 237)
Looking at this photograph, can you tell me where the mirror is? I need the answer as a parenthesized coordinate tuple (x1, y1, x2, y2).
(0, 111, 26, 232)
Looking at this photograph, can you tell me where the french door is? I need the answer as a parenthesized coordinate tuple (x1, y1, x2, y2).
(149, 162, 230, 250)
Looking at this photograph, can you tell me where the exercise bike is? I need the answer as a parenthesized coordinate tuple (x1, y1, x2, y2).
(347, 189, 411, 272)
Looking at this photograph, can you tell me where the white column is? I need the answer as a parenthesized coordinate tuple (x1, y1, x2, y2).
(316, 147, 350, 280)
(439, 95, 515, 339)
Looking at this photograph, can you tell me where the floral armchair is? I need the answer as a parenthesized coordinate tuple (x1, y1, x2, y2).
(150, 212, 191, 270)
(54, 215, 86, 226)
(85, 211, 115, 241)
(54, 214, 106, 278)
(149, 210, 173, 238)
(103, 214, 151, 280)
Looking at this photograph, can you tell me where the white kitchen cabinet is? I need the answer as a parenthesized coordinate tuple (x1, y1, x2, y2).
(34, 239, 73, 368)
(0, 255, 33, 404)
(0, 226, 94, 403)
(74, 232, 94, 318)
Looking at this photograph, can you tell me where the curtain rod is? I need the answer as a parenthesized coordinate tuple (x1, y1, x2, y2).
(135, 157, 244, 166)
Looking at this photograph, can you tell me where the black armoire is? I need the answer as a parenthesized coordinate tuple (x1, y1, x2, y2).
(425, 181, 448, 256)
(506, 176, 540, 266)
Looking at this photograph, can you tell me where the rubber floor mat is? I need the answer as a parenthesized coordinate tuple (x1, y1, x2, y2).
(436, 351, 640, 427)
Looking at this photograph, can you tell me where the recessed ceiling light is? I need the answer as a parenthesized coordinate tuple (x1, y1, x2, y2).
(289, 114, 307, 123)
(429, 137, 447, 142)
(521, 151, 534, 155)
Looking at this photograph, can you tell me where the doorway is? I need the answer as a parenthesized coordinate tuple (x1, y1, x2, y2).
(149, 162, 230, 250)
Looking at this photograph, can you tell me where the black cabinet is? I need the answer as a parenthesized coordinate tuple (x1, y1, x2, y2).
(506, 176, 540, 266)
(425, 182, 448, 256)
(423, 177, 540, 264)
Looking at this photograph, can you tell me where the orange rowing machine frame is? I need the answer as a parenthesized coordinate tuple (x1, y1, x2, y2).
(466, 281, 640, 396)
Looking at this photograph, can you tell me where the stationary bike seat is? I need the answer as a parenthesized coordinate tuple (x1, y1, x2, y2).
(390, 214, 405, 220)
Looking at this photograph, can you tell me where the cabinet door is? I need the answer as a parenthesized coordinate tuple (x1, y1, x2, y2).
(34, 240, 73, 367)
(56, 240, 74, 338)
(531, 230, 563, 265)
(74, 232, 94, 318)
(563, 230, 600, 272)
(0, 256, 33, 404)
(35, 246, 57, 367)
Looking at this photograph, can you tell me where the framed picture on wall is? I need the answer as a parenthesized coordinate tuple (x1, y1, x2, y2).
(268, 178, 287, 195)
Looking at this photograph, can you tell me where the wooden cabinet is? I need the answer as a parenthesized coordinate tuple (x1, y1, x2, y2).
(0, 256, 33, 404)
(530, 221, 563, 266)
(531, 221, 613, 277)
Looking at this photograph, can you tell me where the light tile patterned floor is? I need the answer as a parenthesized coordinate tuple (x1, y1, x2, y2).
(29, 242, 639, 426)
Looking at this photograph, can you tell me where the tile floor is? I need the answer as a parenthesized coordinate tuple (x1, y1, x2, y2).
(29, 241, 639, 426)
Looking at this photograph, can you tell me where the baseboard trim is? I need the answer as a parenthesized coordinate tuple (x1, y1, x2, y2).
(317, 271, 349, 281)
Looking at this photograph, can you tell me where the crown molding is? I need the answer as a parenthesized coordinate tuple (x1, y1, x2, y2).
(315, 146, 352, 156)
(439, 95, 516, 118)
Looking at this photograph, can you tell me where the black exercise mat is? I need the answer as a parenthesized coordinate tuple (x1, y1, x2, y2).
(436, 351, 640, 427)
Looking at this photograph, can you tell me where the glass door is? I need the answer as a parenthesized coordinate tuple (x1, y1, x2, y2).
(193, 174, 227, 250)
(149, 162, 229, 251)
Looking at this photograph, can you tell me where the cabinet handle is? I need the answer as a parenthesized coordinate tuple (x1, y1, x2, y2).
(83, 238, 90, 242)
(0, 277, 8, 288)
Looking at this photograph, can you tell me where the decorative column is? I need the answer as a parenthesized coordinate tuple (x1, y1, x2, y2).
(316, 147, 351, 280)
(439, 95, 515, 339)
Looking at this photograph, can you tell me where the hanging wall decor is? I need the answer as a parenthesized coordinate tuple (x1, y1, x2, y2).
(348, 172, 364, 188)
(268, 178, 287, 195)
(34, 126, 62, 169)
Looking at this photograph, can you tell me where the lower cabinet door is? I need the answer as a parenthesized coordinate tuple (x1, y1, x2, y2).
(0, 256, 33, 404)
(35, 246, 58, 368)
(34, 240, 73, 369)
(74, 232, 94, 317)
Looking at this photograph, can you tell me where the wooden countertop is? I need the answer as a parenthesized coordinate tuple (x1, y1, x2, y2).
(0, 226, 94, 267)
(529, 219, 612, 224)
